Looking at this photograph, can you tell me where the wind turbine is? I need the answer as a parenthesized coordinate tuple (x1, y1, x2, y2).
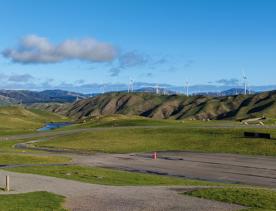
(128, 80, 130, 93)
(131, 80, 134, 92)
(155, 85, 168, 95)
(163, 88, 167, 95)
(155, 84, 160, 94)
(139, 84, 168, 95)
(128, 79, 134, 93)
(102, 84, 105, 94)
(185, 81, 189, 96)
(242, 70, 247, 95)
(158, 85, 168, 95)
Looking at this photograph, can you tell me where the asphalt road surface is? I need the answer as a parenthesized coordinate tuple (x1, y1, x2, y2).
(71, 151, 276, 188)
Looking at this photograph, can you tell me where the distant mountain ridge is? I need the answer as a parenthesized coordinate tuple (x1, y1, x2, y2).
(33, 82, 276, 94)
(0, 89, 87, 104)
(0, 86, 273, 105)
(30, 90, 276, 121)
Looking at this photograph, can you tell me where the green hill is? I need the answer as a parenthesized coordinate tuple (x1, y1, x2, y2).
(30, 91, 276, 121)
(0, 106, 68, 135)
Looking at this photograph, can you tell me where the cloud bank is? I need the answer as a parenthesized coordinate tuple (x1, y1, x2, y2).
(8, 74, 34, 82)
(0, 73, 34, 83)
(2, 35, 117, 64)
(109, 51, 152, 77)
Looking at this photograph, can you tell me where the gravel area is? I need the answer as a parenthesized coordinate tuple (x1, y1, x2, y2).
(0, 170, 244, 211)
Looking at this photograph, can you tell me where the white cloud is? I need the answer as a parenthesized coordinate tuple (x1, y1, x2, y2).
(2, 35, 117, 64)
(0, 73, 34, 82)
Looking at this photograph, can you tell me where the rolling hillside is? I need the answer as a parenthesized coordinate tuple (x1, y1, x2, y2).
(0, 106, 68, 134)
(29, 90, 276, 121)
(0, 95, 16, 105)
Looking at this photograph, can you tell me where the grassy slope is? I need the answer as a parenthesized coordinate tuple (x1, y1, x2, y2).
(185, 188, 276, 211)
(8, 165, 221, 186)
(0, 153, 70, 165)
(0, 106, 69, 135)
(65, 114, 238, 129)
(0, 139, 36, 153)
(37, 124, 276, 156)
(0, 191, 65, 211)
(40, 91, 276, 121)
(0, 138, 71, 165)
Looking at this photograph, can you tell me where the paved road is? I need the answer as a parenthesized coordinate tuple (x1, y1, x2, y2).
(0, 170, 243, 211)
(71, 152, 276, 188)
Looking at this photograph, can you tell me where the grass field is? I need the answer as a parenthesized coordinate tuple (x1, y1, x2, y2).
(37, 126, 276, 156)
(63, 114, 240, 129)
(0, 139, 36, 153)
(0, 153, 70, 165)
(0, 106, 69, 135)
(0, 191, 65, 211)
(0, 137, 59, 154)
(8, 165, 222, 186)
(185, 187, 276, 210)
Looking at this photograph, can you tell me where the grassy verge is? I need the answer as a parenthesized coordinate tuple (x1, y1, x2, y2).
(185, 187, 276, 211)
(0, 153, 70, 165)
(37, 127, 276, 156)
(8, 165, 222, 186)
(0, 191, 65, 211)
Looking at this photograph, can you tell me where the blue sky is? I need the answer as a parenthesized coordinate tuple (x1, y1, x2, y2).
(0, 0, 276, 92)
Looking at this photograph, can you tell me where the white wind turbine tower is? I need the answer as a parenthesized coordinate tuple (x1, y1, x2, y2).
(162, 87, 167, 95)
(155, 84, 160, 94)
(102, 84, 105, 94)
(128, 79, 131, 93)
(185, 81, 189, 96)
(131, 80, 134, 92)
(128, 79, 134, 93)
(158, 85, 167, 95)
(242, 70, 247, 95)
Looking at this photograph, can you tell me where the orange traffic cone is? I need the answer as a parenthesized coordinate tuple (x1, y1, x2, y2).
(152, 152, 157, 160)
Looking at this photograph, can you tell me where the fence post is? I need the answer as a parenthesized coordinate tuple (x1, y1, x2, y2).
(5, 175, 10, 192)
